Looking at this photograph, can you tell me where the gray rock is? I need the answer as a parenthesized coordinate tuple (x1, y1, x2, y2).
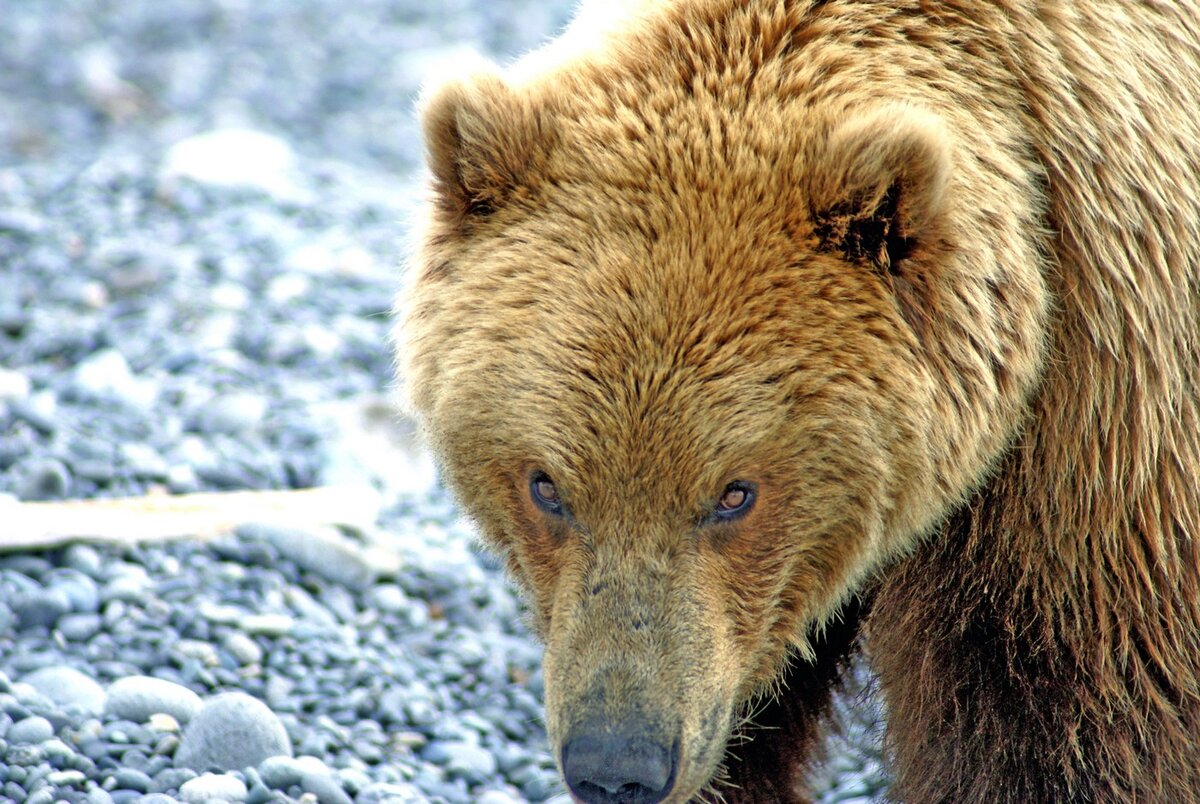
(120, 441, 169, 479)
(101, 574, 151, 604)
(71, 348, 157, 410)
(19, 665, 106, 714)
(221, 632, 263, 666)
(476, 791, 524, 804)
(365, 583, 409, 614)
(47, 769, 88, 786)
(0, 367, 31, 402)
(12, 587, 72, 628)
(432, 740, 498, 784)
(238, 614, 293, 637)
(57, 613, 103, 641)
(257, 754, 330, 789)
(45, 568, 101, 613)
(15, 457, 73, 501)
(105, 676, 203, 725)
(191, 392, 269, 435)
(174, 692, 292, 771)
(178, 772, 248, 803)
(301, 770, 354, 804)
(26, 788, 59, 804)
(112, 767, 153, 792)
(85, 789, 115, 804)
(0, 208, 47, 237)
(239, 523, 376, 590)
(7, 715, 54, 744)
(356, 782, 429, 804)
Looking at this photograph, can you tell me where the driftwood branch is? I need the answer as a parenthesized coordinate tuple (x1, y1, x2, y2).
(0, 485, 382, 553)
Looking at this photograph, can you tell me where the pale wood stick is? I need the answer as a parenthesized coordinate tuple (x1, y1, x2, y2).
(0, 485, 382, 552)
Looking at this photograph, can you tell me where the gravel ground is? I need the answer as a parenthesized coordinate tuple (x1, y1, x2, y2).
(0, 1, 888, 802)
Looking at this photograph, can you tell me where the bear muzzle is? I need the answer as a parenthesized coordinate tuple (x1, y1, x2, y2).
(561, 718, 679, 804)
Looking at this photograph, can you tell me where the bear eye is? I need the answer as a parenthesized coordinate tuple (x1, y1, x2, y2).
(712, 481, 756, 522)
(530, 471, 564, 515)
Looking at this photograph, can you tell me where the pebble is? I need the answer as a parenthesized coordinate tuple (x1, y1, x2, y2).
(8, 715, 55, 744)
(112, 767, 153, 792)
(238, 613, 294, 637)
(257, 754, 330, 789)
(161, 128, 309, 202)
(0, 367, 31, 401)
(357, 782, 429, 804)
(0, 208, 47, 237)
(435, 740, 499, 784)
(15, 457, 73, 501)
(242, 524, 376, 590)
(365, 583, 409, 614)
(178, 771, 249, 803)
(191, 391, 269, 435)
(12, 587, 73, 628)
(102, 574, 151, 603)
(70, 348, 156, 410)
(47, 768, 88, 785)
(174, 692, 292, 771)
(105, 676, 203, 725)
(477, 791, 524, 804)
(58, 613, 104, 641)
(45, 568, 101, 613)
(19, 665, 107, 714)
(63, 544, 104, 578)
(221, 632, 263, 666)
(300, 770, 354, 804)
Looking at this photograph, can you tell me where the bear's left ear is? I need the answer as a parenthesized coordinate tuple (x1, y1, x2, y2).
(421, 73, 556, 227)
(807, 105, 951, 273)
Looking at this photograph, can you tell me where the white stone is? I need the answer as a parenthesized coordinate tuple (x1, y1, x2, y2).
(0, 368, 31, 401)
(179, 772, 248, 803)
(161, 128, 310, 202)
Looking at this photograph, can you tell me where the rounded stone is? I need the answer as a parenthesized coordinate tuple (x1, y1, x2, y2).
(178, 772, 249, 803)
(11, 587, 72, 630)
(63, 544, 104, 579)
(434, 740, 498, 784)
(19, 666, 106, 714)
(45, 568, 101, 613)
(174, 692, 292, 771)
(221, 632, 263, 666)
(301, 771, 354, 804)
(105, 676, 203, 725)
(111, 767, 153, 793)
(192, 392, 268, 435)
(8, 715, 54, 744)
(16, 458, 72, 501)
(257, 754, 329, 789)
(57, 613, 103, 641)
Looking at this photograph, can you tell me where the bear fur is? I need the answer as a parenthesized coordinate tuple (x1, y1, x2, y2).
(396, 1, 1200, 801)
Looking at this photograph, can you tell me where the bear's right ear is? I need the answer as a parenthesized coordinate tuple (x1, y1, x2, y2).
(421, 74, 554, 226)
(807, 104, 952, 275)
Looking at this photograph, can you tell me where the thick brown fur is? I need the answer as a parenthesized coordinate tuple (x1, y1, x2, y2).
(396, 1, 1200, 801)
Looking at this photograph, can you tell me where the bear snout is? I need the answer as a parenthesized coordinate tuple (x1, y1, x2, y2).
(561, 719, 678, 804)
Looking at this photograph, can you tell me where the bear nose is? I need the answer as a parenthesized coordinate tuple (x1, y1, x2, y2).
(561, 728, 676, 804)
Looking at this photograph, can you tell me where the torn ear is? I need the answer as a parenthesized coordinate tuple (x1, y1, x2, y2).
(421, 73, 554, 225)
(809, 105, 951, 274)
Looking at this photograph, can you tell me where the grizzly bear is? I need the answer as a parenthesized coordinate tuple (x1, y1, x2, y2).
(395, 1, 1200, 801)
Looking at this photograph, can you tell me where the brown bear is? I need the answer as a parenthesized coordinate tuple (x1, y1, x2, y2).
(395, 1, 1200, 801)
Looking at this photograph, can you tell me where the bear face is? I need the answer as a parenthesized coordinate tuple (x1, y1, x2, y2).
(398, 3, 1053, 800)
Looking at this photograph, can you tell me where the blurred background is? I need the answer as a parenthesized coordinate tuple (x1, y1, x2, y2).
(0, 2, 885, 802)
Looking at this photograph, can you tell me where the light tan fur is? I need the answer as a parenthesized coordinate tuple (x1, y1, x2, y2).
(396, 1, 1200, 801)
